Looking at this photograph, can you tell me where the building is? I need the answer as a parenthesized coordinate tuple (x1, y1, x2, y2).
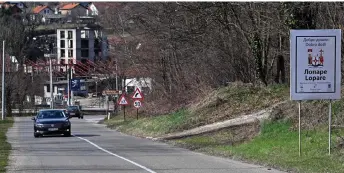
(32, 5, 53, 15)
(59, 3, 87, 16)
(32, 5, 54, 23)
(125, 77, 152, 95)
(0, 2, 22, 14)
(56, 26, 107, 70)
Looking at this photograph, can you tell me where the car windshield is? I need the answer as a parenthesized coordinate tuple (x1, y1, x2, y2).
(37, 111, 66, 119)
(67, 106, 79, 110)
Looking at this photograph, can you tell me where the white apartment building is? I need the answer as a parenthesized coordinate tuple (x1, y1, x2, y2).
(57, 28, 100, 72)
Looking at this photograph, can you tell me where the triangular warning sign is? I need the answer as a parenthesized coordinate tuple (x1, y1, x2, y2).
(132, 88, 144, 100)
(118, 95, 129, 105)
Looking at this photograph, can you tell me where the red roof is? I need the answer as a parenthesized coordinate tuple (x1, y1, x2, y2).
(60, 3, 80, 10)
(32, 5, 49, 14)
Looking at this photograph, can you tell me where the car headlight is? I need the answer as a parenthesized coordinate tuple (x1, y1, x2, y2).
(64, 121, 70, 126)
(35, 123, 44, 128)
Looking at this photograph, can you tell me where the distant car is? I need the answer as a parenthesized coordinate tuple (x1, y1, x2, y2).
(31, 109, 71, 138)
(92, 92, 102, 97)
(66, 105, 83, 119)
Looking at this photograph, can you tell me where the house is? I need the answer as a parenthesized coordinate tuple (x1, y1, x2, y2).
(32, 5, 53, 15)
(0, 2, 22, 14)
(79, 2, 98, 16)
(59, 3, 88, 16)
(32, 5, 54, 23)
(6, 1, 27, 9)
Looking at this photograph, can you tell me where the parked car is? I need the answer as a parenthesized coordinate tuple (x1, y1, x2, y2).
(66, 105, 83, 119)
(31, 109, 71, 138)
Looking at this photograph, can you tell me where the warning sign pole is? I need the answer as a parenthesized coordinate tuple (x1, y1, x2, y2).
(136, 108, 138, 120)
(123, 105, 126, 121)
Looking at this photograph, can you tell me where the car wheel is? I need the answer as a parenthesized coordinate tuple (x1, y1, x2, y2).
(81, 116, 84, 119)
(34, 133, 40, 138)
(64, 130, 71, 137)
(78, 116, 80, 119)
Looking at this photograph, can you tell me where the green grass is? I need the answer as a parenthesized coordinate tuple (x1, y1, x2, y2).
(105, 109, 189, 137)
(0, 118, 13, 173)
(174, 120, 344, 173)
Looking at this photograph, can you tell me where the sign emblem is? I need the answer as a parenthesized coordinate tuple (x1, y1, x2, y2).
(308, 48, 324, 67)
(51, 124, 54, 127)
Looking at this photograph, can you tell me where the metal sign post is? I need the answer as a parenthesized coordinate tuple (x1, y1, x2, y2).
(298, 101, 301, 156)
(123, 105, 126, 121)
(329, 100, 332, 155)
(133, 99, 142, 120)
(1, 40, 5, 120)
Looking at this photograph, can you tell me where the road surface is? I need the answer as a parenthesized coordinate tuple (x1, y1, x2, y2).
(6, 116, 285, 173)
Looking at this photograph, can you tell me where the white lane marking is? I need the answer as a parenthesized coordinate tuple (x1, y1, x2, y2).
(74, 135, 157, 173)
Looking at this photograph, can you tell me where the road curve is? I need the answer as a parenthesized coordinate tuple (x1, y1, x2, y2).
(6, 116, 285, 173)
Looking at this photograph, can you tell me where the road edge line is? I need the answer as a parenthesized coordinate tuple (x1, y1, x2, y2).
(74, 135, 156, 173)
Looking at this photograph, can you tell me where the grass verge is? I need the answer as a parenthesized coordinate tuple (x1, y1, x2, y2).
(172, 120, 344, 173)
(0, 118, 13, 173)
(106, 84, 289, 137)
(106, 109, 189, 137)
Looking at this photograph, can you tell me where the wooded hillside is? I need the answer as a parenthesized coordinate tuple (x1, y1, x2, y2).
(99, 2, 344, 112)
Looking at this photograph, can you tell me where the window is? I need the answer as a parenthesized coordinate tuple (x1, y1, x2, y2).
(60, 40, 65, 48)
(68, 31, 72, 39)
(61, 49, 65, 57)
(81, 40, 88, 48)
(81, 30, 89, 39)
(47, 84, 50, 92)
(68, 40, 73, 48)
(68, 59, 73, 65)
(68, 50, 73, 57)
(81, 50, 89, 58)
(60, 31, 65, 39)
(60, 59, 65, 65)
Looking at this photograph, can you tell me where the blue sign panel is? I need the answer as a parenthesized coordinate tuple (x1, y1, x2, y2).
(70, 78, 80, 91)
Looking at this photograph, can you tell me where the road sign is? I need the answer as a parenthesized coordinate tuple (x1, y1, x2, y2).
(70, 78, 80, 91)
(290, 29, 341, 100)
(133, 99, 141, 108)
(132, 88, 144, 100)
(102, 90, 120, 95)
(118, 95, 129, 105)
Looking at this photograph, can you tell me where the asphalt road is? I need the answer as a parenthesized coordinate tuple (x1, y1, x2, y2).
(6, 116, 285, 173)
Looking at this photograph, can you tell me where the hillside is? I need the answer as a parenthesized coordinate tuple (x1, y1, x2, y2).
(104, 83, 344, 173)
(105, 83, 289, 137)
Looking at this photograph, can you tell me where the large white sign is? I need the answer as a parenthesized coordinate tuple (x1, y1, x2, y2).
(290, 29, 341, 100)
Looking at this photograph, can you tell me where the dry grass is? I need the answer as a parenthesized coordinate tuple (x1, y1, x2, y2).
(270, 87, 344, 130)
(181, 83, 289, 130)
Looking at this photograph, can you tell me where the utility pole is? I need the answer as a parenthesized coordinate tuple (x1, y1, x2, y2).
(67, 64, 70, 106)
(115, 58, 118, 114)
(1, 40, 5, 120)
(70, 66, 73, 106)
(49, 56, 53, 109)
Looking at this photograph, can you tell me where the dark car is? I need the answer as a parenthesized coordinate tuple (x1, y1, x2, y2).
(66, 105, 83, 119)
(32, 109, 71, 138)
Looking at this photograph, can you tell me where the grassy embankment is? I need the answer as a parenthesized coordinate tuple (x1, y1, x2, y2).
(105, 84, 289, 137)
(0, 118, 13, 173)
(105, 84, 344, 172)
